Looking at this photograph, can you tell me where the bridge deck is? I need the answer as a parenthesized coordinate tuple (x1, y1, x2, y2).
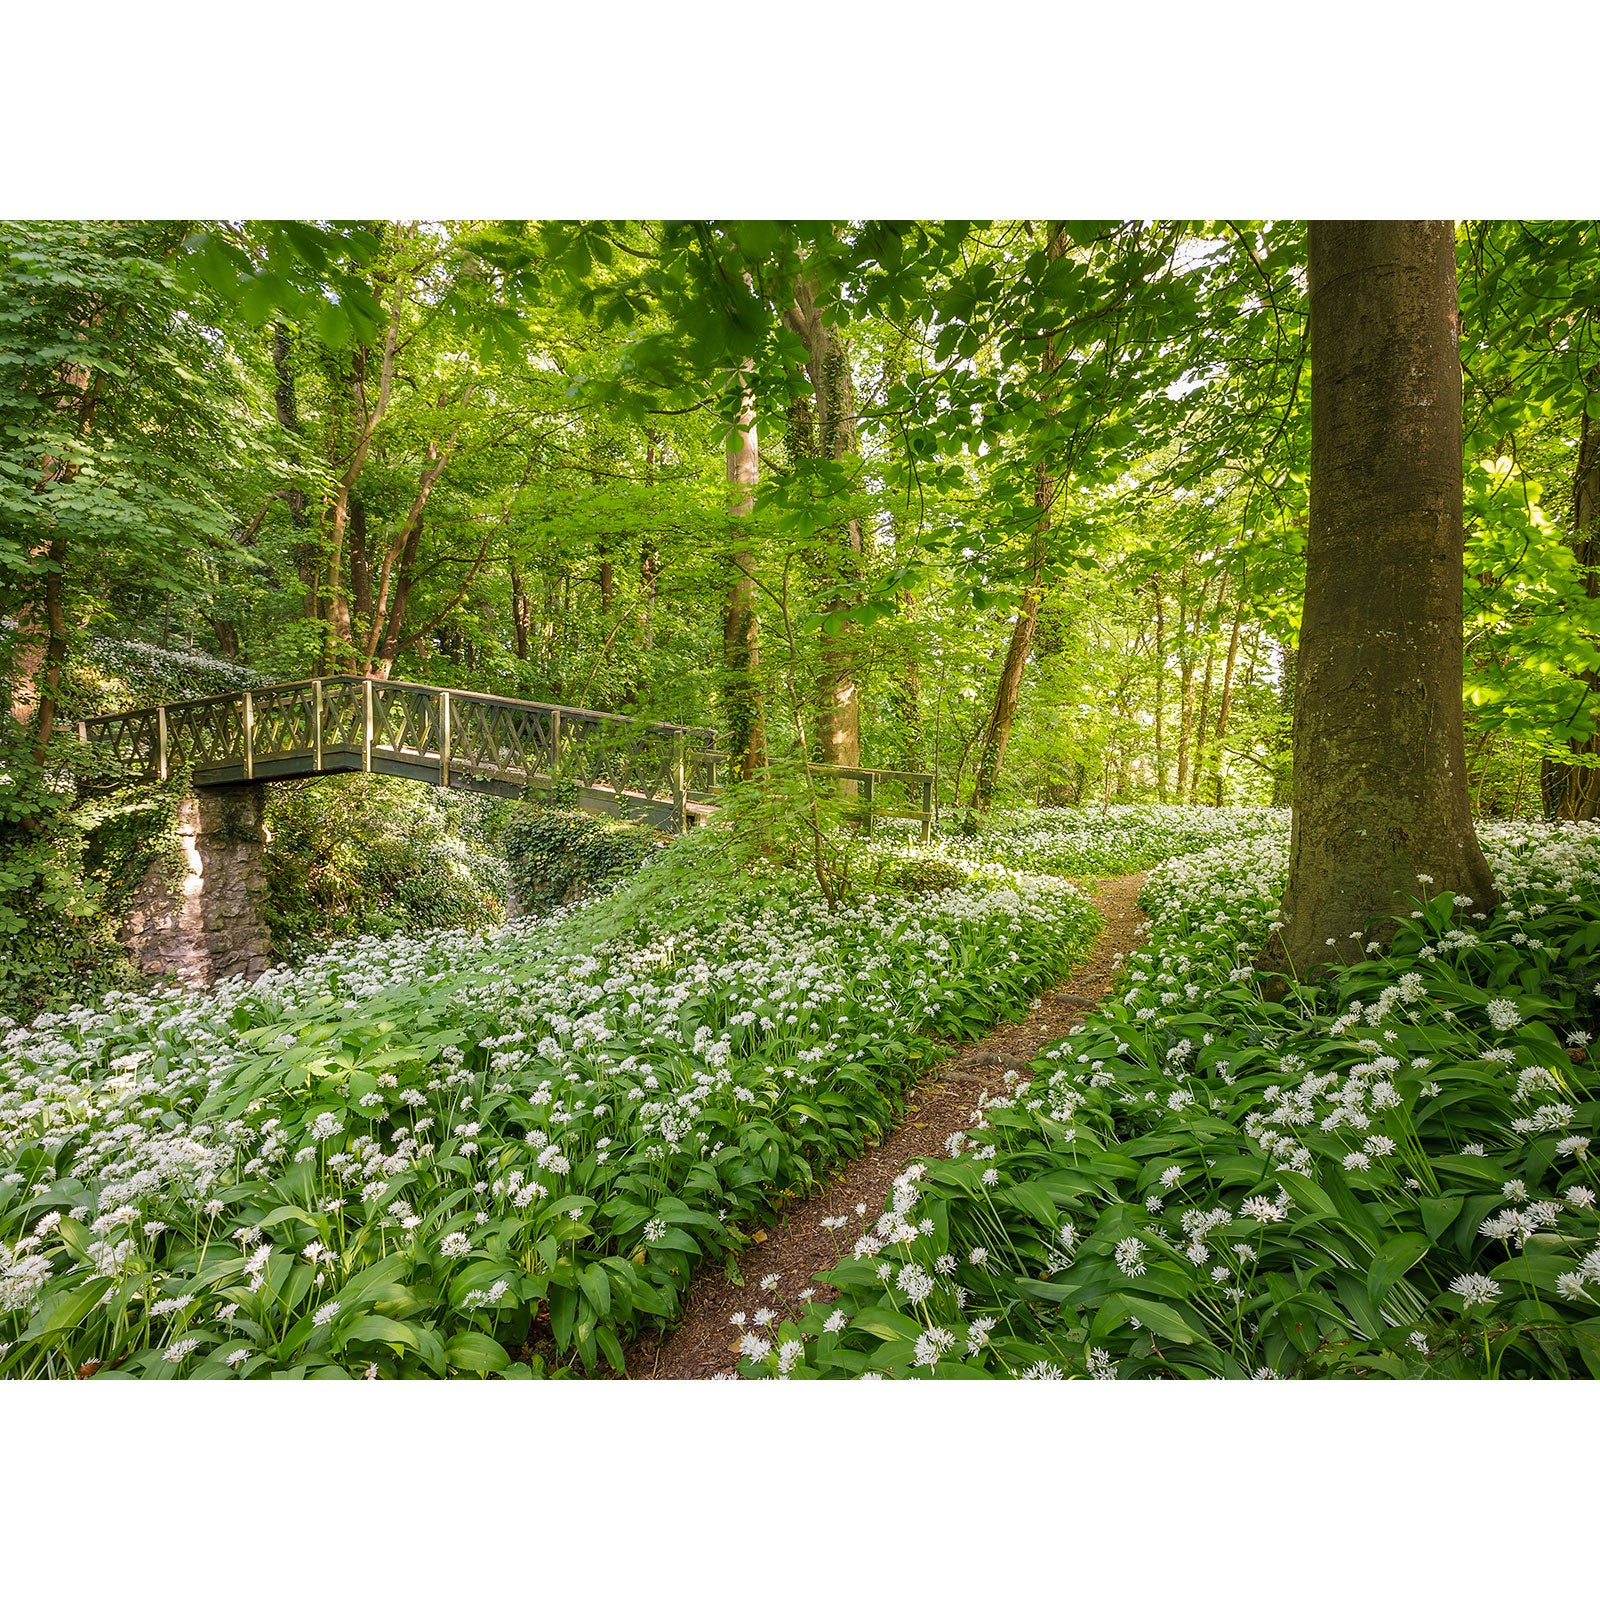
(79, 675, 934, 837)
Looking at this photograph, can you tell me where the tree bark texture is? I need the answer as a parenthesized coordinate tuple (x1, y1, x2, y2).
(1269, 219, 1496, 974)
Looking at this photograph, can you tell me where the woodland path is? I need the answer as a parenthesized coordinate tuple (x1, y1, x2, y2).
(627, 871, 1149, 1379)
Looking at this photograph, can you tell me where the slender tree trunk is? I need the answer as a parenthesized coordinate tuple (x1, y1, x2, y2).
(1266, 220, 1496, 974)
(508, 561, 530, 661)
(349, 498, 373, 625)
(32, 542, 67, 756)
(1190, 624, 1218, 805)
(1151, 575, 1168, 801)
(273, 323, 317, 620)
(973, 585, 1042, 809)
(1176, 582, 1195, 803)
(1209, 590, 1247, 804)
(641, 429, 660, 654)
(723, 382, 765, 779)
(1545, 413, 1600, 818)
(784, 270, 861, 769)
(321, 312, 401, 668)
(973, 222, 1069, 809)
(373, 514, 426, 677)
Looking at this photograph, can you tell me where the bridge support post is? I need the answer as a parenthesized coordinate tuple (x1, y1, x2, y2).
(122, 783, 274, 987)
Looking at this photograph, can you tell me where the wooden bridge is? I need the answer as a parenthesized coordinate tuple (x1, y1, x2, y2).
(80, 675, 936, 839)
(85, 675, 937, 986)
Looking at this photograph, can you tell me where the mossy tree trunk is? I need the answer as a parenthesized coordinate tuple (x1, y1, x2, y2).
(1266, 220, 1496, 975)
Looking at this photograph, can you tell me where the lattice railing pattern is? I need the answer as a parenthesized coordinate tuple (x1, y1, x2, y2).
(80, 678, 719, 824)
(449, 696, 554, 782)
(166, 695, 245, 772)
(372, 685, 439, 761)
(79, 677, 931, 836)
(84, 708, 162, 782)
(252, 683, 318, 760)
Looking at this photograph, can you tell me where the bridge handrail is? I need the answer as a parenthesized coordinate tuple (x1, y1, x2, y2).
(80, 674, 717, 744)
(77, 676, 935, 841)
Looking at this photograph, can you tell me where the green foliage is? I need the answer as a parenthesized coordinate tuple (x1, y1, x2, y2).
(0, 831, 1101, 1377)
(0, 221, 258, 605)
(0, 720, 143, 1020)
(262, 777, 509, 953)
(501, 796, 661, 915)
(75, 638, 261, 713)
(738, 820, 1600, 1380)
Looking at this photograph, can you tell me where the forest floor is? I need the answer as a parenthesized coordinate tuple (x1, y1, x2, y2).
(624, 871, 1149, 1379)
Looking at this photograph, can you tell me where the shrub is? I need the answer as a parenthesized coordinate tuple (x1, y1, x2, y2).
(501, 796, 661, 916)
(262, 776, 508, 953)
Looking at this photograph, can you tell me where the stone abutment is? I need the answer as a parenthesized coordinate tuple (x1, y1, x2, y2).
(122, 784, 273, 986)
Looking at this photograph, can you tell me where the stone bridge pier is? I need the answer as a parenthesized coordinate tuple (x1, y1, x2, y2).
(123, 784, 274, 986)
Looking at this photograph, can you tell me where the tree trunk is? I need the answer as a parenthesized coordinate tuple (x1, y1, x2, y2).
(272, 323, 316, 619)
(973, 222, 1069, 809)
(973, 584, 1040, 808)
(1151, 576, 1168, 801)
(1175, 572, 1208, 804)
(784, 271, 861, 770)
(1189, 623, 1218, 806)
(1270, 641, 1296, 805)
(349, 498, 373, 626)
(723, 382, 765, 779)
(1545, 413, 1600, 818)
(32, 542, 67, 756)
(1209, 590, 1247, 804)
(373, 513, 426, 677)
(1266, 220, 1496, 975)
(641, 429, 661, 654)
(510, 560, 531, 660)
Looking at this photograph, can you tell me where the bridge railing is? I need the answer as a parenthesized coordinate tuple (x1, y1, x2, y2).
(80, 676, 719, 828)
(806, 765, 936, 843)
(79, 677, 936, 840)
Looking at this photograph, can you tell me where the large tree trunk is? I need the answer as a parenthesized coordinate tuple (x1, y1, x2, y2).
(1267, 220, 1496, 975)
(723, 384, 765, 780)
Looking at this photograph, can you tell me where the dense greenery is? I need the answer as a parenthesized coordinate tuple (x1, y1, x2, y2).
(738, 821, 1600, 1379)
(6, 215, 1600, 1381)
(0, 827, 1106, 1377)
(262, 779, 509, 954)
(9, 220, 1600, 839)
(500, 799, 661, 917)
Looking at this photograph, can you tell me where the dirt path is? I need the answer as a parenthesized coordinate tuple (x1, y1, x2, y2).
(628, 871, 1148, 1380)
